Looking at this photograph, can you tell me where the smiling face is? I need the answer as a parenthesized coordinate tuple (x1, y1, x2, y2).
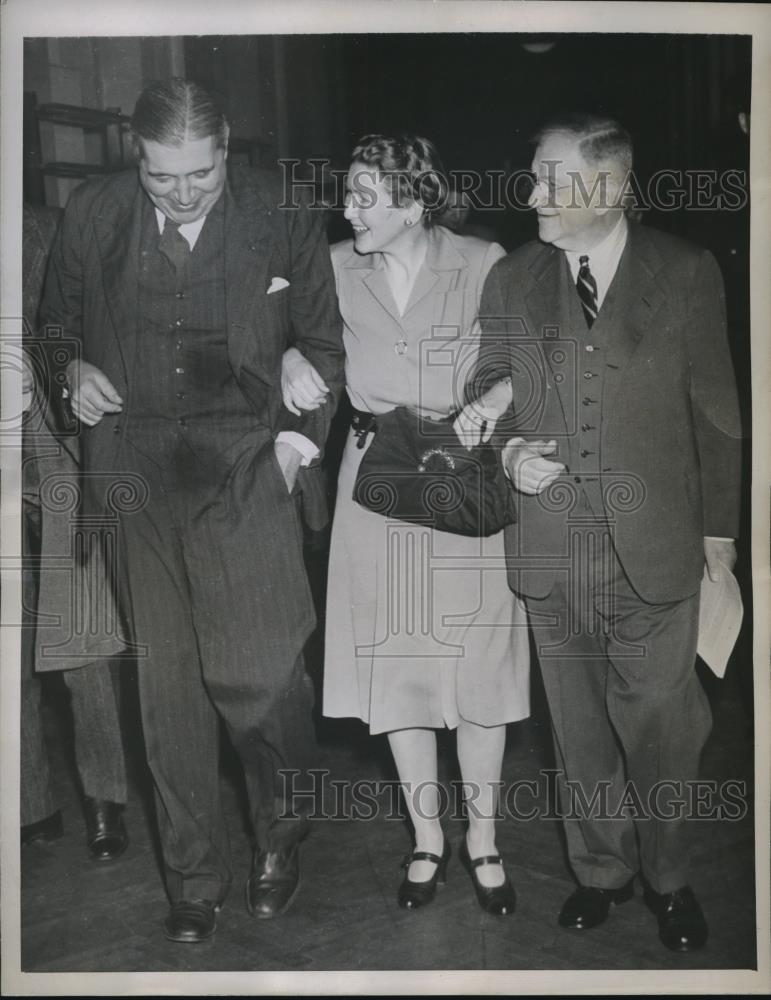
(528, 132, 620, 251)
(138, 135, 228, 224)
(343, 161, 422, 254)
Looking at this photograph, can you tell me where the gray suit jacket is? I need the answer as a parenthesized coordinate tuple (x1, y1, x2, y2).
(478, 222, 742, 604)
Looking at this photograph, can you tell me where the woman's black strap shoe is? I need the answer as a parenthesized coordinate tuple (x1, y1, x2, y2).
(397, 840, 451, 909)
(459, 838, 517, 916)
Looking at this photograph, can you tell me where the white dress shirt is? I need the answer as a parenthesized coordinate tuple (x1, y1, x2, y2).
(564, 211, 628, 310)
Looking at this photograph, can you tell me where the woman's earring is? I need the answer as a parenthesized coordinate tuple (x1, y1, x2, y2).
(404, 218, 414, 228)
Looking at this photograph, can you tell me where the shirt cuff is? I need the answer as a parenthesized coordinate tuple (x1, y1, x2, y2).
(276, 431, 320, 467)
(705, 536, 735, 543)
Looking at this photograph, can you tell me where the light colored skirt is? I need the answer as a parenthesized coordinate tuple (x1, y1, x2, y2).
(323, 430, 530, 734)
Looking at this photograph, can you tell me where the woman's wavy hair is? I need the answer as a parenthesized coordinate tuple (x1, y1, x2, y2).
(350, 133, 449, 226)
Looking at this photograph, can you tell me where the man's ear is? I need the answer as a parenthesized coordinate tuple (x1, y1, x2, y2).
(594, 171, 623, 217)
(131, 133, 144, 163)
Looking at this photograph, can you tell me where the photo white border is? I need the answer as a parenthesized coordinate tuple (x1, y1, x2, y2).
(2, 1, 769, 995)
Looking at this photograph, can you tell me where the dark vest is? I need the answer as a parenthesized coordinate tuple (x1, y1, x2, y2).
(124, 196, 257, 481)
(558, 254, 621, 518)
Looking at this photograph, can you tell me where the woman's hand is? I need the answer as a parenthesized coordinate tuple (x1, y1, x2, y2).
(281, 346, 330, 415)
(453, 377, 513, 448)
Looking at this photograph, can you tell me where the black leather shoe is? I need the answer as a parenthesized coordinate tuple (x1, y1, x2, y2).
(21, 810, 64, 845)
(246, 844, 300, 919)
(397, 840, 451, 910)
(558, 878, 635, 929)
(643, 884, 708, 952)
(83, 797, 128, 862)
(164, 899, 218, 943)
(458, 837, 516, 916)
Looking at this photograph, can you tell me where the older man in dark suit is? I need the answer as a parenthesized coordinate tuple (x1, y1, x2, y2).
(40, 79, 344, 943)
(467, 114, 741, 951)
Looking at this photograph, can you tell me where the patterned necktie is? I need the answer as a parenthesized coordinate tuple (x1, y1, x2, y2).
(576, 254, 598, 327)
(158, 218, 191, 272)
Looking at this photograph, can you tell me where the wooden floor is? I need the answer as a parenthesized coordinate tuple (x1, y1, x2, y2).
(18, 630, 757, 979)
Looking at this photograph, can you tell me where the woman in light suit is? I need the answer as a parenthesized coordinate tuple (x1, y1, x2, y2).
(282, 135, 529, 913)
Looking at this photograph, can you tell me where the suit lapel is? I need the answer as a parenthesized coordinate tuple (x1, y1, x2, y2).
(404, 227, 466, 318)
(358, 226, 466, 324)
(93, 181, 145, 368)
(223, 172, 278, 374)
(362, 266, 403, 326)
(601, 226, 667, 419)
(524, 245, 572, 431)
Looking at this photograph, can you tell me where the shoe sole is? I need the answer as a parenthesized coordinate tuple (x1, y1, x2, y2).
(164, 903, 221, 943)
(163, 927, 216, 944)
(90, 840, 129, 863)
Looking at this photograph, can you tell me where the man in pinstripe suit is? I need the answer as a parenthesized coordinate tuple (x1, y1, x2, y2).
(40, 80, 344, 943)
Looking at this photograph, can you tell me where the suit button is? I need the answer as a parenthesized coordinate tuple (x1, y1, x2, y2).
(176, 391, 186, 399)
(175, 367, 184, 374)
(581, 423, 594, 432)
(574, 475, 582, 483)
(178, 418, 187, 428)
(112, 424, 120, 434)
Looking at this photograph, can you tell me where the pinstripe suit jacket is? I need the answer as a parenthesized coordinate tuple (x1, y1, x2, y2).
(39, 168, 344, 652)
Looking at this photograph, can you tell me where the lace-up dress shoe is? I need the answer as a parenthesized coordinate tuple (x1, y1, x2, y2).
(397, 840, 451, 909)
(83, 797, 128, 862)
(458, 838, 516, 915)
(21, 810, 64, 845)
(643, 884, 708, 951)
(246, 844, 300, 919)
(558, 878, 635, 929)
(164, 899, 218, 943)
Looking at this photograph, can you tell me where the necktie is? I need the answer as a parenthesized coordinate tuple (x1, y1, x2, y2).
(576, 255, 598, 327)
(158, 218, 191, 272)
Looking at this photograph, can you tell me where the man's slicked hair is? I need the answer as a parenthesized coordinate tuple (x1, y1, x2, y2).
(131, 78, 229, 156)
(533, 113, 633, 175)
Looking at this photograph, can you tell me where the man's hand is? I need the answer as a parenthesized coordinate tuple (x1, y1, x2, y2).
(66, 359, 123, 426)
(281, 346, 329, 415)
(503, 437, 565, 494)
(274, 439, 303, 493)
(453, 378, 513, 448)
(704, 537, 737, 582)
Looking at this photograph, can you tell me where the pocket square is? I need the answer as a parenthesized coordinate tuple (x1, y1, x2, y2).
(267, 276, 290, 294)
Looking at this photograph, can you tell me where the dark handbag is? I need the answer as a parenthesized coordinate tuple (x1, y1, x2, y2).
(351, 406, 516, 537)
